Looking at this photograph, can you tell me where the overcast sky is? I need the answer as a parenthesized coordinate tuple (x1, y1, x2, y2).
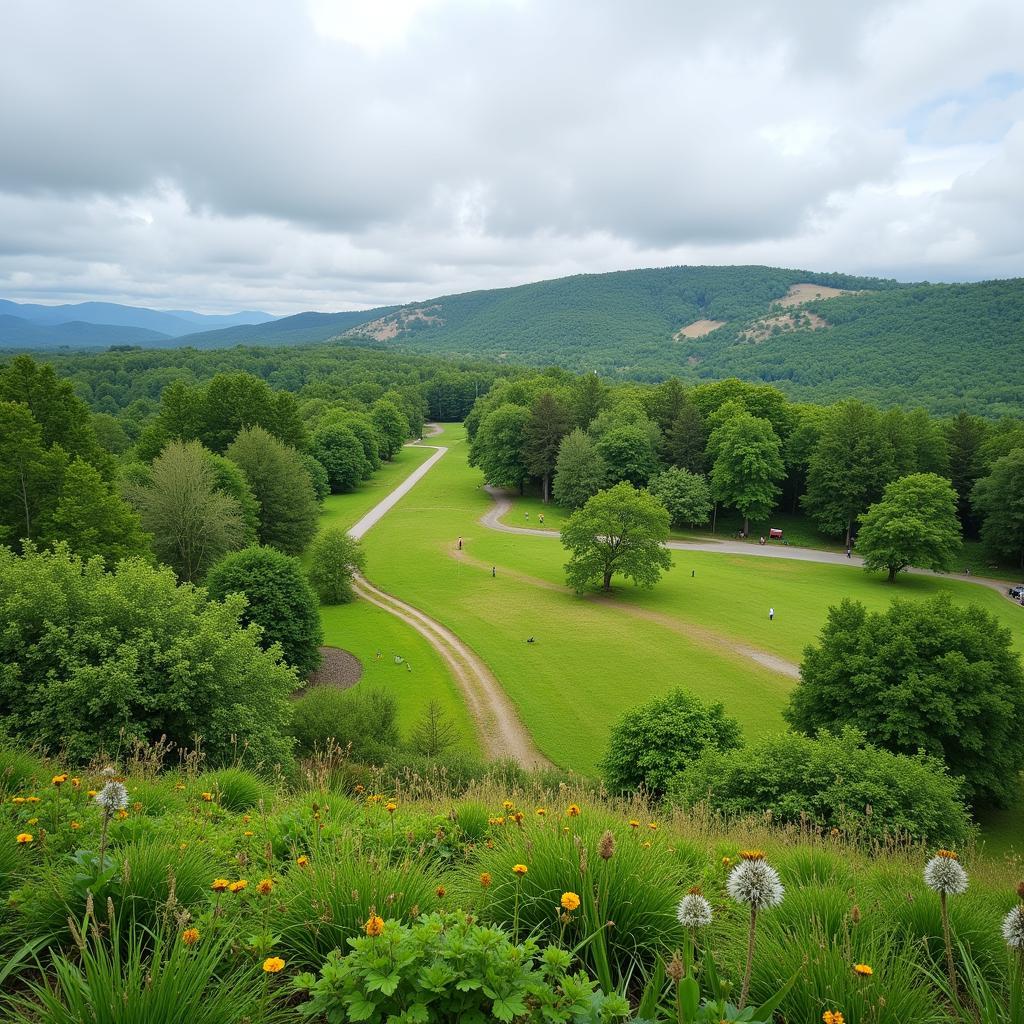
(2, 0, 1023, 314)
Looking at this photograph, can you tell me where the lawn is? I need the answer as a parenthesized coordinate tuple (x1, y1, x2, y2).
(309, 441, 481, 757)
(361, 425, 1024, 779)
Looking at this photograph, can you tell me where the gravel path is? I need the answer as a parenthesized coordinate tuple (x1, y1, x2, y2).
(297, 647, 364, 695)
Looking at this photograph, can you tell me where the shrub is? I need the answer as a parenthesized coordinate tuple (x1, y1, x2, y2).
(600, 687, 742, 795)
(295, 912, 627, 1024)
(306, 529, 365, 605)
(671, 729, 975, 847)
(290, 688, 398, 761)
(206, 545, 323, 677)
(0, 545, 297, 766)
(197, 768, 273, 812)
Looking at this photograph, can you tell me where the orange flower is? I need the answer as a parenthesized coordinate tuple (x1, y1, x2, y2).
(242, 815, 251, 824)
(364, 914, 385, 937)
(258, 878, 274, 896)
(480, 872, 492, 888)
(566, 804, 581, 817)
(70, 821, 81, 830)
(822, 1012, 846, 1024)
(436, 885, 446, 898)
(16, 833, 33, 844)
(26, 796, 40, 804)
(228, 880, 247, 893)
(535, 807, 547, 816)
(296, 855, 310, 868)
(512, 864, 528, 877)
(211, 878, 230, 892)
(181, 928, 200, 946)
(628, 819, 640, 829)
(560, 891, 580, 911)
(117, 809, 129, 820)
(386, 802, 397, 814)
(262, 956, 285, 973)
(648, 822, 658, 831)
(739, 849, 765, 861)
(853, 963, 873, 977)
(201, 792, 214, 802)
(52, 774, 68, 786)
(935, 849, 959, 860)
(70, 778, 81, 788)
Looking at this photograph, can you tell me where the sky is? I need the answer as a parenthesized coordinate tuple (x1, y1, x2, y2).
(1, 0, 1023, 315)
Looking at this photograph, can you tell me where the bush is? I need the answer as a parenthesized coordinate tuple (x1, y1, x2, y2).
(197, 767, 273, 812)
(306, 529, 365, 605)
(206, 545, 323, 677)
(600, 687, 742, 795)
(0, 545, 297, 766)
(290, 687, 399, 761)
(671, 729, 975, 847)
(295, 912, 626, 1024)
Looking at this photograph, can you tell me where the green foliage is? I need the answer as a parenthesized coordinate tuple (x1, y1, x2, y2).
(200, 451, 260, 546)
(552, 428, 607, 509)
(408, 700, 461, 757)
(197, 768, 273, 812)
(290, 687, 399, 760)
(648, 467, 713, 527)
(295, 911, 626, 1024)
(206, 546, 323, 677)
(301, 453, 331, 502)
(708, 411, 785, 531)
(785, 595, 1024, 806)
(0, 544, 297, 766)
(672, 728, 974, 846)
(127, 440, 245, 582)
(0, 745, 49, 798)
(595, 423, 659, 487)
(312, 422, 370, 493)
(857, 472, 962, 581)
(226, 426, 320, 555)
(471, 404, 532, 490)
(600, 687, 742, 795)
(370, 399, 410, 460)
(523, 392, 572, 501)
(972, 447, 1024, 568)
(306, 528, 366, 605)
(561, 482, 672, 593)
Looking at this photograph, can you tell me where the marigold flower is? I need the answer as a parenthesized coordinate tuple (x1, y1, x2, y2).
(512, 863, 528, 877)
(822, 1012, 846, 1024)
(296, 855, 309, 868)
(436, 885, 446, 898)
(70, 821, 81, 830)
(853, 963, 873, 976)
(629, 819, 640, 829)
(52, 774, 68, 786)
(201, 792, 214, 802)
(480, 872, 492, 888)
(386, 802, 397, 814)
(364, 914, 385, 937)
(70, 778, 81, 788)
(561, 891, 580, 911)
(924, 853, 969, 895)
(566, 804, 581, 817)
(228, 880, 247, 893)
(11, 797, 25, 804)
(117, 809, 129, 820)
(535, 807, 546, 816)
(181, 928, 200, 946)
(258, 878, 274, 895)
(211, 878, 230, 892)
(16, 833, 33, 844)
(262, 956, 286, 973)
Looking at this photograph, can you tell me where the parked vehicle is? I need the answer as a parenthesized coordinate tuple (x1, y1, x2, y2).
(1008, 584, 1024, 600)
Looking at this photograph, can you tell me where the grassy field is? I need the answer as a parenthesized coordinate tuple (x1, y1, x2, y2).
(308, 443, 481, 757)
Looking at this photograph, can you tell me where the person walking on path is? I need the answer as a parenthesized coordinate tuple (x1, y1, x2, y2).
(491, 565, 496, 578)
(539, 513, 544, 524)
(457, 536, 463, 550)
(846, 546, 851, 558)
(769, 607, 775, 621)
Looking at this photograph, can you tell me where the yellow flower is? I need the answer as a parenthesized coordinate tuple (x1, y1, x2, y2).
(386, 802, 397, 814)
(211, 878, 230, 892)
(642, 841, 651, 849)
(228, 880, 247, 893)
(480, 872, 492, 888)
(436, 885, 446, 898)
(262, 956, 286, 973)
(561, 891, 581, 911)
(628, 819, 640, 829)
(258, 878, 274, 896)
(26, 796, 40, 804)
(27, 817, 38, 826)
(181, 928, 200, 946)
(296, 855, 310, 868)
(648, 822, 658, 831)
(535, 807, 547, 816)
(722, 856, 731, 866)
(117, 809, 129, 820)
(174, 783, 185, 791)
(512, 864, 528, 877)
(11, 797, 25, 804)
(52, 774, 68, 786)
(16, 833, 33, 844)
(738, 849, 765, 861)
(566, 804, 581, 817)
(70, 821, 81, 830)
(201, 792, 214, 802)
(822, 1012, 846, 1024)
(503, 800, 515, 811)
(853, 963, 873, 977)
(935, 849, 959, 860)
(87, 790, 98, 798)
(364, 914, 385, 937)
(70, 778, 81, 788)
(244, 830, 254, 837)
(179, 842, 188, 850)
(242, 814, 251, 823)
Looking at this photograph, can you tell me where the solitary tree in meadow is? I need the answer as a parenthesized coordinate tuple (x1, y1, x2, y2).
(561, 482, 672, 592)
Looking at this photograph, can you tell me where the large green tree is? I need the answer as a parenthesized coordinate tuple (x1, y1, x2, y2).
(128, 440, 245, 582)
(552, 428, 607, 509)
(648, 467, 713, 528)
(945, 411, 989, 533)
(226, 426, 320, 554)
(784, 595, 1024, 806)
(523, 391, 572, 503)
(306, 528, 366, 605)
(856, 473, 961, 582)
(206, 545, 323, 678)
(708, 411, 784, 534)
(0, 401, 66, 547)
(370, 399, 410, 461)
(561, 482, 672, 592)
(662, 398, 706, 473)
(311, 422, 370, 493)
(470, 404, 531, 491)
(803, 400, 896, 546)
(971, 448, 1024, 569)
(596, 423, 659, 487)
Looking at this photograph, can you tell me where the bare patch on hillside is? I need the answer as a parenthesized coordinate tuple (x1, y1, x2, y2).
(740, 310, 829, 343)
(774, 283, 855, 307)
(673, 318, 726, 341)
(347, 304, 444, 342)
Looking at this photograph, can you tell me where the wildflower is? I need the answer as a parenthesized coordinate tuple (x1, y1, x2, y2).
(174, 783, 185, 791)
(677, 892, 713, 929)
(503, 800, 515, 811)
(27, 817, 38, 826)
(561, 892, 581, 912)
(16, 833, 33, 844)
(386, 802, 397, 814)
(436, 885, 446, 898)
(598, 830, 615, 860)
(722, 856, 731, 866)
(211, 878, 230, 892)
(1002, 906, 1024, 950)
(648, 822, 658, 831)
(480, 872, 492, 888)
(566, 804, 581, 817)
(201, 792, 214, 802)
(535, 807, 546, 816)
(228, 880, 247, 893)
(642, 841, 651, 848)
(70, 778, 81, 788)
(924, 852, 969, 895)
(117, 809, 129, 820)
(629, 819, 640, 829)
(512, 863, 528, 877)
(728, 857, 784, 908)
(364, 914, 385, 937)
(258, 878, 274, 896)
(181, 928, 200, 946)
(262, 956, 286, 973)
(70, 821, 81, 830)
(52, 774, 67, 786)
(242, 814, 251, 823)
(296, 855, 309, 868)
(822, 1013, 845, 1024)
(87, 790, 97, 798)
(853, 963, 873, 976)
(244, 830, 254, 837)
(512, 812, 524, 825)
(739, 849, 765, 861)
(10, 797, 25, 804)
(26, 796, 40, 804)
(95, 781, 128, 812)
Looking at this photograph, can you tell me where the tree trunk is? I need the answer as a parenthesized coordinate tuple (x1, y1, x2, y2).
(888, 565, 897, 583)
(845, 518, 852, 548)
(602, 569, 612, 591)
(743, 515, 749, 536)
(712, 502, 717, 534)
(542, 472, 550, 504)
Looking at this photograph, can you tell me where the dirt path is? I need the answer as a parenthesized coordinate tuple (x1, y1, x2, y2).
(482, 487, 1018, 603)
(346, 434, 549, 767)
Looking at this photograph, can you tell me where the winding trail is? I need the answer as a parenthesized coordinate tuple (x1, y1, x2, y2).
(347, 431, 549, 768)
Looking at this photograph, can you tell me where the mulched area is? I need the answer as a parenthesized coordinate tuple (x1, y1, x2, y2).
(295, 646, 364, 695)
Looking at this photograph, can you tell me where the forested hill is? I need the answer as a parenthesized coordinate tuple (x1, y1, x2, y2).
(335, 268, 1023, 417)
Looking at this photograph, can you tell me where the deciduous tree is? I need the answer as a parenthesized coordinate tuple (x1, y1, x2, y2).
(649, 467, 713, 528)
(523, 391, 572, 502)
(972, 448, 1024, 569)
(552, 428, 607, 509)
(708, 411, 785, 534)
(306, 528, 366, 604)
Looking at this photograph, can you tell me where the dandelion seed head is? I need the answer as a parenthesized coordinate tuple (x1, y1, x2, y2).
(727, 857, 784, 909)
(676, 892, 713, 928)
(95, 781, 128, 812)
(1003, 906, 1024, 950)
(924, 854, 969, 895)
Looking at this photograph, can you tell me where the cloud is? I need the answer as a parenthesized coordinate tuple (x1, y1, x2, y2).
(0, 0, 1022, 312)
